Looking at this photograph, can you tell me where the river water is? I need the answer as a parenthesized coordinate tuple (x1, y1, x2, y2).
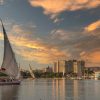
(0, 79, 100, 100)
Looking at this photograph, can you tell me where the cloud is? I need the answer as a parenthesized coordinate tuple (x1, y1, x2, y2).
(16, 47, 70, 64)
(51, 29, 70, 41)
(80, 51, 86, 56)
(0, 0, 4, 5)
(28, 0, 100, 15)
(50, 29, 80, 42)
(74, 36, 100, 51)
(11, 25, 24, 34)
(0, 28, 70, 64)
(12, 37, 70, 64)
(85, 20, 100, 32)
(80, 49, 100, 67)
(11, 24, 37, 34)
(53, 18, 63, 23)
(49, 13, 64, 24)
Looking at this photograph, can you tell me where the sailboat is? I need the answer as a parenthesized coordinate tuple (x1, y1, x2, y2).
(63, 70, 65, 77)
(0, 19, 21, 85)
(29, 64, 35, 79)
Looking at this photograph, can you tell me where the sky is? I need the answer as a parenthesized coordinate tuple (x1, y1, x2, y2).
(0, 0, 100, 69)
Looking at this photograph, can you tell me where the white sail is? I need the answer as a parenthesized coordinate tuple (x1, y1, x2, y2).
(0, 19, 19, 79)
(63, 70, 65, 77)
(16, 65, 21, 79)
(29, 65, 35, 79)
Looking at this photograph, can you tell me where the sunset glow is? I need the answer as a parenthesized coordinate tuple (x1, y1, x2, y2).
(0, 0, 100, 68)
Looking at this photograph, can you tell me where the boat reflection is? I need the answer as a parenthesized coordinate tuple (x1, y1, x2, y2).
(0, 79, 99, 100)
(1, 85, 19, 100)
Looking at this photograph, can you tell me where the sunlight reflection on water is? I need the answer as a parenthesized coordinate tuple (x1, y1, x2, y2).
(0, 79, 100, 100)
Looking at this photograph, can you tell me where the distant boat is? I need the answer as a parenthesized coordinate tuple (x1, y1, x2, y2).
(0, 19, 21, 85)
(29, 64, 35, 79)
(63, 70, 65, 77)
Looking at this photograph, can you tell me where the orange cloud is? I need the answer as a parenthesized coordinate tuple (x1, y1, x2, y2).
(85, 20, 100, 32)
(28, 0, 100, 15)
(16, 47, 69, 64)
(11, 25, 25, 34)
(11, 24, 37, 35)
(80, 49, 100, 67)
(13, 37, 70, 64)
(0, 30, 70, 64)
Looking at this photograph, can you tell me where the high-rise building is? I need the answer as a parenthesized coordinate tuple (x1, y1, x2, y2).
(53, 61, 59, 73)
(58, 60, 66, 73)
(53, 60, 67, 73)
(66, 60, 73, 73)
(53, 60, 85, 75)
(73, 60, 78, 73)
(73, 60, 85, 74)
(53, 62, 57, 73)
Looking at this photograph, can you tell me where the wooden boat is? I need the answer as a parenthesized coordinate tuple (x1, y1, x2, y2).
(0, 19, 21, 85)
(0, 80, 21, 85)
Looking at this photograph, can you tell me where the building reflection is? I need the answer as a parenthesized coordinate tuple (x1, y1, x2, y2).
(73, 80, 85, 100)
(52, 79, 86, 100)
(73, 80, 79, 100)
(1, 85, 19, 100)
(52, 78, 65, 100)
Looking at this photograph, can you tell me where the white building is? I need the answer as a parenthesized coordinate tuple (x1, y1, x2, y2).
(94, 71, 100, 80)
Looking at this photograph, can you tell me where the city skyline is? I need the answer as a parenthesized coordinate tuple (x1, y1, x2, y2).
(0, 0, 100, 69)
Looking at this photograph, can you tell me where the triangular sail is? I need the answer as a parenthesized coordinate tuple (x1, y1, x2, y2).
(0, 19, 19, 79)
(16, 64, 21, 79)
(29, 65, 35, 79)
(63, 70, 65, 77)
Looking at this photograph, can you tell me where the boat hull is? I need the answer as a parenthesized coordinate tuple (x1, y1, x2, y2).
(0, 81, 21, 85)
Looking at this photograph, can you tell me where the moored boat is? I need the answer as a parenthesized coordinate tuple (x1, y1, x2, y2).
(0, 80, 21, 85)
(0, 19, 21, 85)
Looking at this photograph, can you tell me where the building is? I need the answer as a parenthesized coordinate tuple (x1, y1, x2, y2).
(41, 66, 53, 73)
(46, 66, 53, 73)
(53, 62, 57, 73)
(86, 67, 100, 72)
(94, 71, 100, 80)
(53, 60, 67, 73)
(53, 60, 85, 75)
(58, 60, 66, 73)
(66, 60, 85, 74)
(66, 60, 74, 73)
(73, 60, 78, 73)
